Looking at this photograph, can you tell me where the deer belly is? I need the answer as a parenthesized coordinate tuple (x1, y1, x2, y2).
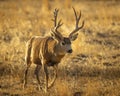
(47, 61, 58, 66)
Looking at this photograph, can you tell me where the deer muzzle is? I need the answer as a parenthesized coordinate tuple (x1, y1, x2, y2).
(67, 49, 73, 53)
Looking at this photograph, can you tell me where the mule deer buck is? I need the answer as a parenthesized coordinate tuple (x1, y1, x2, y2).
(23, 8, 84, 92)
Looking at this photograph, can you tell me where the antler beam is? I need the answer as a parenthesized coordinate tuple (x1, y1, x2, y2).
(69, 7, 84, 38)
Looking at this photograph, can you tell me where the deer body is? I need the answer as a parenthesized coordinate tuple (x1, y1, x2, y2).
(23, 8, 84, 92)
(26, 36, 65, 66)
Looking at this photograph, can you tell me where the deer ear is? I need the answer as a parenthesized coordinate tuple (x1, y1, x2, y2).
(70, 33, 78, 41)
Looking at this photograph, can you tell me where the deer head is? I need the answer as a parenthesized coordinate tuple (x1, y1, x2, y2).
(51, 8, 84, 54)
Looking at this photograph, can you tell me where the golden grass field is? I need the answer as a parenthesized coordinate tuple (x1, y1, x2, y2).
(0, 0, 120, 96)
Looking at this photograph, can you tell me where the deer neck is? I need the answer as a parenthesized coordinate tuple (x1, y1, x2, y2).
(54, 42, 65, 57)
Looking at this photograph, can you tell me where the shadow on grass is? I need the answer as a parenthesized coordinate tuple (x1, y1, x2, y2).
(60, 66, 120, 79)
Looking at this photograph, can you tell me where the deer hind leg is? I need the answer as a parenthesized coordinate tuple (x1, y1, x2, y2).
(23, 62, 31, 89)
(48, 65, 58, 88)
(34, 64, 42, 90)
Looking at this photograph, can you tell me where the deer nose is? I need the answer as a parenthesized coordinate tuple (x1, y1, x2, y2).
(67, 49, 73, 53)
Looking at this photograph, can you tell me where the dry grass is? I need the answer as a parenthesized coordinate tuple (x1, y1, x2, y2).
(0, 0, 120, 96)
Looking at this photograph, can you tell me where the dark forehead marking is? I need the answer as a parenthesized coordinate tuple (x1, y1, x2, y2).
(63, 37, 71, 44)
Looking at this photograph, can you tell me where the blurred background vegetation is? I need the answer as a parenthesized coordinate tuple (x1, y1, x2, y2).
(0, 0, 120, 96)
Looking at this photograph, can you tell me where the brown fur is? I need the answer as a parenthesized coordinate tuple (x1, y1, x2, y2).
(29, 36, 65, 65)
(23, 36, 66, 92)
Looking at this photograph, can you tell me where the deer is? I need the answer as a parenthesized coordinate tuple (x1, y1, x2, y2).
(23, 8, 84, 92)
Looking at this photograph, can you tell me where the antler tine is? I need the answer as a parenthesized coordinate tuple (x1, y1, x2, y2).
(80, 20, 85, 29)
(52, 8, 59, 27)
(73, 7, 82, 28)
(56, 19, 63, 29)
(78, 10, 81, 21)
(73, 7, 78, 21)
(73, 7, 81, 27)
(51, 8, 63, 40)
(51, 8, 63, 33)
(69, 7, 84, 38)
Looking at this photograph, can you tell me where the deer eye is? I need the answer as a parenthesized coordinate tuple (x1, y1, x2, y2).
(61, 42, 65, 46)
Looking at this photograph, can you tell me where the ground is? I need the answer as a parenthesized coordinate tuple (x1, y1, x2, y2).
(0, 0, 120, 96)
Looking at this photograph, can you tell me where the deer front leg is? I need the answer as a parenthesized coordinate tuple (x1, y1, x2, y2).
(34, 64, 42, 90)
(48, 65, 58, 88)
(23, 64, 31, 89)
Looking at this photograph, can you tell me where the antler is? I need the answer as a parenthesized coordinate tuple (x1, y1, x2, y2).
(51, 9, 63, 37)
(69, 7, 84, 38)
